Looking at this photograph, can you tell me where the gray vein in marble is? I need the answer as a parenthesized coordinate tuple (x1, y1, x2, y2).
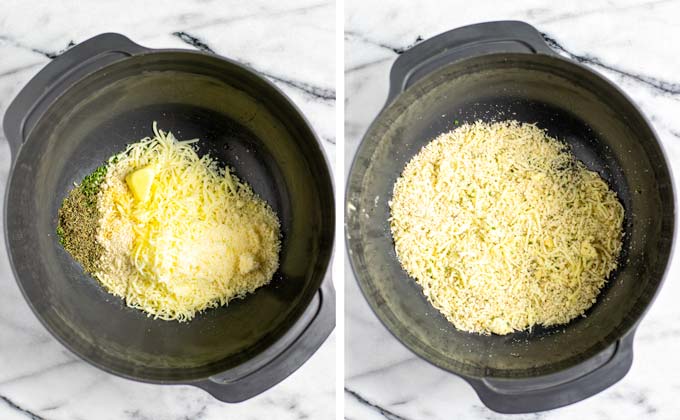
(344, 31, 423, 55)
(172, 31, 215, 53)
(124, 409, 155, 420)
(345, 388, 411, 420)
(0, 394, 47, 420)
(172, 31, 336, 102)
(256, 394, 315, 420)
(261, 71, 335, 101)
(541, 32, 680, 96)
(40, 404, 62, 412)
(0, 62, 42, 78)
(0, 34, 74, 59)
(471, 402, 546, 420)
(345, 28, 680, 100)
(608, 388, 657, 415)
(0, 359, 78, 386)
(344, 31, 406, 54)
(284, 398, 311, 419)
(345, 57, 392, 74)
(346, 356, 419, 381)
(534, 0, 675, 24)
(126, 405, 207, 420)
(179, 1, 332, 32)
(0, 316, 43, 335)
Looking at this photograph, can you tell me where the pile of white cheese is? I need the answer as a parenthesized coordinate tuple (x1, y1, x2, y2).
(95, 123, 280, 321)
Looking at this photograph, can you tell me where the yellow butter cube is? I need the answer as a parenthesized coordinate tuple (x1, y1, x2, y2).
(126, 165, 156, 202)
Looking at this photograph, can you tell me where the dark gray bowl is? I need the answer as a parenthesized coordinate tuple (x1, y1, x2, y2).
(346, 21, 674, 413)
(4, 33, 335, 402)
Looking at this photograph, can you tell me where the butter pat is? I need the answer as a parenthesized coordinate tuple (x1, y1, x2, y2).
(126, 165, 156, 202)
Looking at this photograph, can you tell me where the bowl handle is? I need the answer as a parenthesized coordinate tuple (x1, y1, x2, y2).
(386, 20, 558, 107)
(465, 328, 636, 414)
(194, 276, 335, 402)
(2, 33, 148, 160)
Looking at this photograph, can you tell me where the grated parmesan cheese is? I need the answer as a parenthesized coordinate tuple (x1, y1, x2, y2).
(95, 122, 280, 321)
(389, 121, 624, 335)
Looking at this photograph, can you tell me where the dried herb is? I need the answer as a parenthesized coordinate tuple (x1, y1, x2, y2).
(56, 164, 107, 274)
(80, 164, 107, 204)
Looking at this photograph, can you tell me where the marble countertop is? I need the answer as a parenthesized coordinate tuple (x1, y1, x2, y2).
(345, 0, 680, 419)
(0, 1, 335, 419)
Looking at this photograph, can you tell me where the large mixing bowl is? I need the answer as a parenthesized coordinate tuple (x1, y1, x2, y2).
(346, 21, 674, 413)
(3, 33, 335, 402)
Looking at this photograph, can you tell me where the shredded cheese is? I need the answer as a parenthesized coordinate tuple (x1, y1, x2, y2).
(389, 121, 624, 335)
(95, 122, 280, 321)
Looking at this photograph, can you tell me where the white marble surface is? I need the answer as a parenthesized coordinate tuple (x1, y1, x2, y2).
(345, 0, 680, 419)
(0, 1, 335, 419)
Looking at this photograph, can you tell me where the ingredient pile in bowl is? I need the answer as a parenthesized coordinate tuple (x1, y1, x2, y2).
(57, 122, 281, 321)
(389, 120, 624, 335)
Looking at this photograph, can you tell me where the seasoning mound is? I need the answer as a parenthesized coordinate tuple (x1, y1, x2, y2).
(57, 165, 107, 274)
(389, 121, 624, 335)
(57, 122, 281, 321)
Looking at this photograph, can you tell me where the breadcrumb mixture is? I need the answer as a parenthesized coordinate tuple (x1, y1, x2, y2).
(389, 121, 624, 335)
